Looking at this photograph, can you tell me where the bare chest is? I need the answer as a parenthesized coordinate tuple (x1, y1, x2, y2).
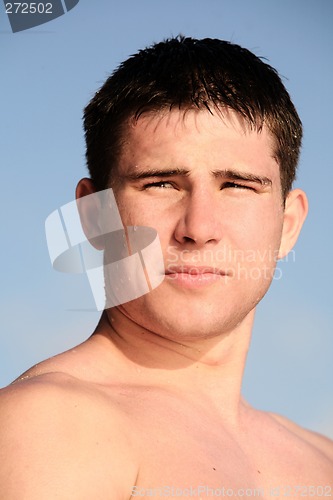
(132, 425, 332, 499)
(93, 388, 333, 499)
(116, 396, 331, 498)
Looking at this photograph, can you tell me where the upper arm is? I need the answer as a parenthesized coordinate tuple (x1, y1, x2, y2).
(0, 377, 138, 499)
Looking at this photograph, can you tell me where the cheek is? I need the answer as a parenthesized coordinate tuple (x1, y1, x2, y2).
(231, 205, 284, 266)
(115, 194, 154, 227)
(118, 198, 176, 241)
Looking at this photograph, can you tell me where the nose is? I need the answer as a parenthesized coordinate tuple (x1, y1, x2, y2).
(173, 189, 222, 247)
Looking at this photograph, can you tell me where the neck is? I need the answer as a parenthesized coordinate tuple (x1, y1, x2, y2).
(92, 307, 255, 422)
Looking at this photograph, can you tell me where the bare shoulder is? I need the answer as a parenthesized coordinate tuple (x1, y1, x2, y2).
(269, 411, 333, 461)
(0, 371, 138, 499)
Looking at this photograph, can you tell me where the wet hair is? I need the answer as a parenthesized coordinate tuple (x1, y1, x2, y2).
(84, 36, 302, 200)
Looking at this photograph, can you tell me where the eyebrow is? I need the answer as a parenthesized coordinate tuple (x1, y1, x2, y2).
(122, 167, 190, 181)
(212, 169, 272, 186)
(122, 167, 272, 186)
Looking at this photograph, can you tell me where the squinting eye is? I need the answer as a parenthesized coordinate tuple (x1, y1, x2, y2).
(222, 182, 254, 191)
(143, 181, 174, 189)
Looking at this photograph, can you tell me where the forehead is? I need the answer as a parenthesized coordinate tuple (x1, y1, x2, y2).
(120, 109, 278, 177)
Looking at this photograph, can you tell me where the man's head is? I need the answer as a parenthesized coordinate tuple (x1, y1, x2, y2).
(78, 36, 307, 341)
(84, 35, 302, 200)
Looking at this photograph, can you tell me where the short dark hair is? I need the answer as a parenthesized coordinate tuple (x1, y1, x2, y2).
(84, 36, 302, 200)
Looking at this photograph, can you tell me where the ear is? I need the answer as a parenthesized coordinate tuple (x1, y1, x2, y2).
(278, 188, 308, 260)
(76, 178, 105, 250)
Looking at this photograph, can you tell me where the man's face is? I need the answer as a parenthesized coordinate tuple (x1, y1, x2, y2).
(109, 109, 285, 340)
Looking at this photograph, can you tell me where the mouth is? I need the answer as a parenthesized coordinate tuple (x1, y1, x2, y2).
(165, 266, 229, 288)
(166, 265, 227, 275)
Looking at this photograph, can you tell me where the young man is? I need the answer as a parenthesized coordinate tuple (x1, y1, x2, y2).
(0, 37, 332, 499)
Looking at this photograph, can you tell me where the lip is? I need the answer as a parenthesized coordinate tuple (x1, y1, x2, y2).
(165, 266, 229, 288)
(166, 265, 227, 275)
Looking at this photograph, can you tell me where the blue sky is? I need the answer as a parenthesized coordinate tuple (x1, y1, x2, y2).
(1, 0, 332, 438)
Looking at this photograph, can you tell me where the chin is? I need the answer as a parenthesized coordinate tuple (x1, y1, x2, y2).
(116, 284, 258, 342)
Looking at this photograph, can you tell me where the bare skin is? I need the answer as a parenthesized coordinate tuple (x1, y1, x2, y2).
(0, 110, 332, 499)
(1, 314, 332, 499)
